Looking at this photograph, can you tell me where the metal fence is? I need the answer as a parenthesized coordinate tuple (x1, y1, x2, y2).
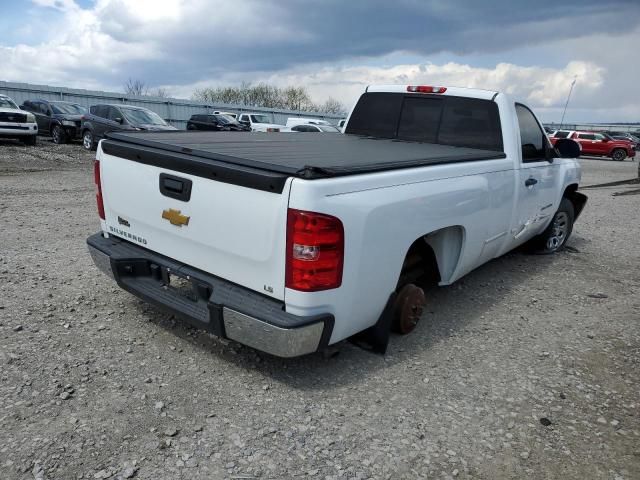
(544, 123, 640, 134)
(0, 80, 345, 129)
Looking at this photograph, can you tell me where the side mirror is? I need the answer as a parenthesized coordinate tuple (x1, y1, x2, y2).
(602, 138, 609, 142)
(46, 110, 52, 116)
(554, 139, 581, 158)
(114, 117, 123, 124)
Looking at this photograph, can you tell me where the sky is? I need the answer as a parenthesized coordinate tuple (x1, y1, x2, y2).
(1, 0, 639, 123)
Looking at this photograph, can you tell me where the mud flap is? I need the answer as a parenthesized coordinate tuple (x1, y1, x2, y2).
(350, 292, 397, 354)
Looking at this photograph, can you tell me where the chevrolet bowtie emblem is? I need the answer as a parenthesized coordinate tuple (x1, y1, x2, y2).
(162, 208, 190, 227)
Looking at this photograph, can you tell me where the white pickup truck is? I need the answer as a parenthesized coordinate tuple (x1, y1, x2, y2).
(87, 84, 586, 357)
(237, 112, 284, 132)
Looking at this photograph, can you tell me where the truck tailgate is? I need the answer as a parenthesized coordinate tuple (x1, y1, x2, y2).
(98, 150, 291, 301)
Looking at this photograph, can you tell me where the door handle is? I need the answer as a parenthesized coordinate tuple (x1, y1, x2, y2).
(525, 178, 538, 187)
(159, 173, 192, 202)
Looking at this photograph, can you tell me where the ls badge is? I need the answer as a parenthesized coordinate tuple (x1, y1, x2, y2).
(162, 208, 190, 227)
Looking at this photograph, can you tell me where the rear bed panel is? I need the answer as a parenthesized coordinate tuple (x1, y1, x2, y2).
(99, 150, 291, 300)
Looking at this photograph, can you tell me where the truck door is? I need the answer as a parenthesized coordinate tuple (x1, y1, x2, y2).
(33, 102, 51, 133)
(575, 133, 596, 155)
(512, 103, 558, 245)
(592, 133, 609, 155)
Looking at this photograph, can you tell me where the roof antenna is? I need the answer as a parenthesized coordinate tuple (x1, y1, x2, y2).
(560, 76, 577, 128)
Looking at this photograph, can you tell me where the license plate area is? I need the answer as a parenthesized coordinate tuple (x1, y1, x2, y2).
(163, 270, 198, 302)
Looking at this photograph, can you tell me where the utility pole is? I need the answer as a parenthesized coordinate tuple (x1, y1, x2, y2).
(560, 76, 577, 128)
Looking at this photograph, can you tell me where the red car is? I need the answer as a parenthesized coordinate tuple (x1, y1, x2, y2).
(566, 131, 635, 161)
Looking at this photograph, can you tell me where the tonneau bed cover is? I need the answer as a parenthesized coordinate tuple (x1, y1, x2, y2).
(102, 131, 506, 192)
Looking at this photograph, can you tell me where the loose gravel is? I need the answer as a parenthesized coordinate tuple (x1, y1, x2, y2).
(0, 139, 639, 480)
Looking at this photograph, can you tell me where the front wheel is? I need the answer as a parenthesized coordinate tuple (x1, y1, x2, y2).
(82, 130, 96, 151)
(611, 148, 627, 161)
(529, 198, 575, 254)
(51, 125, 67, 144)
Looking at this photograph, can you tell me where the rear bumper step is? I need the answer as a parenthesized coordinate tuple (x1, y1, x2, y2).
(86, 233, 333, 357)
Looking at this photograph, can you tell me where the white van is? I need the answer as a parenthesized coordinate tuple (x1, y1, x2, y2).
(285, 117, 331, 128)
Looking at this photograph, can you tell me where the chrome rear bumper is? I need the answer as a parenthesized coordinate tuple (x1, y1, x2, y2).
(86, 232, 332, 358)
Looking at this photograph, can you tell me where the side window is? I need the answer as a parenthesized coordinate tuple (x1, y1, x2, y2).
(580, 134, 594, 140)
(292, 125, 304, 132)
(239, 114, 248, 123)
(107, 107, 121, 122)
(515, 104, 547, 162)
(38, 103, 50, 115)
(93, 105, 107, 118)
(22, 101, 34, 111)
(594, 134, 605, 141)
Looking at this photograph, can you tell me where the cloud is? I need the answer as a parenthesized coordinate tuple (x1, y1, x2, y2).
(0, 0, 638, 121)
(173, 59, 604, 121)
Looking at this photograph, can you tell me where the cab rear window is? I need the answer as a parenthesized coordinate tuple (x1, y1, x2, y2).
(345, 92, 503, 151)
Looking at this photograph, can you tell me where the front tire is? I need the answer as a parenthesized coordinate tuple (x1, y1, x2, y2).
(82, 130, 96, 151)
(22, 135, 37, 146)
(611, 148, 627, 161)
(52, 125, 67, 144)
(529, 198, 575, 254)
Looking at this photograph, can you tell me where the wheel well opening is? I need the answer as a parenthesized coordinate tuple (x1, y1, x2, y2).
(397, 238, 441, 290)
(563, 183, 587, 219)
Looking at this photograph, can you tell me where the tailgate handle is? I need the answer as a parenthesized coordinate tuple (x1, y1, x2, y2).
(159, 173, 192, 202)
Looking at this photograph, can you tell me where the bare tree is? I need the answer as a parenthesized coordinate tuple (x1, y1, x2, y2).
(124, 78, 148, 96)
(280, 87, 309, 111)
(318, 97, 346, 115)
(192, 83, 338, 114)
(151, 87, 171, 98)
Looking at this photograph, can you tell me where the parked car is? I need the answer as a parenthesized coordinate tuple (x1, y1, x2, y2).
(568, 131, 635, 161)
(20, 99, 86, 144)
(606, 131, 640, 149)
(237, 113, 284, 132)
(81, 104, 178, 150)
(284, 124, 341, 133)
(285, 117, 331, 127)
(186, 114, 250, 132)
(549, 130, 574, 139)
(548, 130, 581, 151)
(213, 111, 237, 119)
(88, 84, 586, 358)
(0, 94, 38, 145)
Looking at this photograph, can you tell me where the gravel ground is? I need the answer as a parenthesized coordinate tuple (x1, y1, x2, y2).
(1, 139, 639, 480)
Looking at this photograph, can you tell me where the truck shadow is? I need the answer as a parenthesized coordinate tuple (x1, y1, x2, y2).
(139, 237, 586, 390)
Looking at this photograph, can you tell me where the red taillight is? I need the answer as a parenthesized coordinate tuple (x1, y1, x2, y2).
(94, 160, 105, 220)
(407, 85, 447, 94)
(285, 209, 344, 292)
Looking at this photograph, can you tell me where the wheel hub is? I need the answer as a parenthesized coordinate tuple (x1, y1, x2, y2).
(393, 284, 426, 334)
(546, 211, 569, 251)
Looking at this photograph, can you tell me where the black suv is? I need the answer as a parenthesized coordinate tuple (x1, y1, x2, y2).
(20, 99, 86, 144)
(81, 104, 177, 150)
(186, 114, 250, 132)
